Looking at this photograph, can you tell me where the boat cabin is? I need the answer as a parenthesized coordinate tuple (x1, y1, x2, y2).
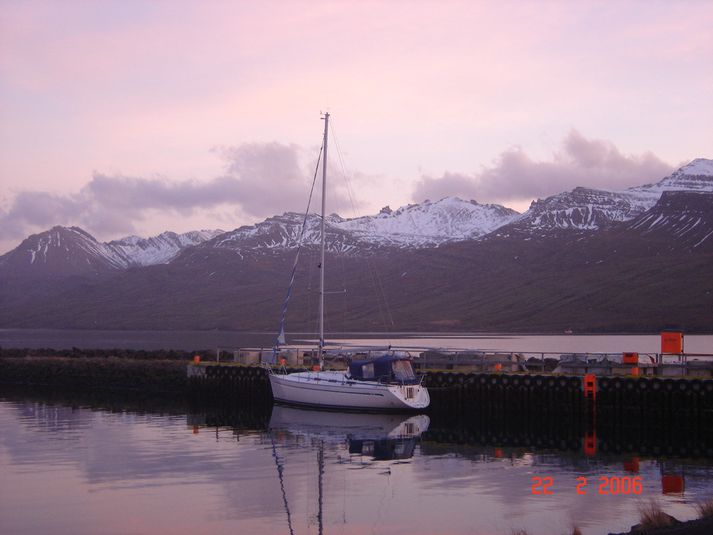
(347, 355, 418, 384)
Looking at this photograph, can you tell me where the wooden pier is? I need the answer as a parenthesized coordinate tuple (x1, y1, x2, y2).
(185, 362, 713, 424)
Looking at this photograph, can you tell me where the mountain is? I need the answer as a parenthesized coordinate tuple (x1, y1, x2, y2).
(208, 212, 365, 255)
(1, 190, 711, 333)
(634, 158, 713, 193)
(0, 226, 126, 278)
(506, 159, 713, 235)
(108, 229, 225, 266)
(624, 191, 713, 250)
(335, 197, 519, 247)
(505, 187, 656, 235)
(206, 196, 520, 255)
(1, 158, 712, 333)
(0, 226, 224, 279)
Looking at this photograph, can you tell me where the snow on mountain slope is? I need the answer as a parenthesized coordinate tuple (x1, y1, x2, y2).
(4, 159, 711, 272)
(209, 197, 520, 253)
(626, 191, 713, 249)
(633, 158, 713, 194)
(336, 197, 519, 246)
(511, 158, 713, 233)
(108, 229, 225, 265)
(0, 226, 127, 275)
(211, 212, 365, 254)
(0, 226, 225, 276)
(512, 187, 654, 232)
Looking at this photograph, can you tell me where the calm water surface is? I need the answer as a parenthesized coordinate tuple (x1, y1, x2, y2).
(1, 329, 712, 354)
(1, 393, 712, 535)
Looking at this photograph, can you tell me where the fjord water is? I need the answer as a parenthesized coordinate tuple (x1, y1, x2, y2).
(1, 329, 712, 353)
(1, 332, 712, 534)
(1, 391, 712, 535)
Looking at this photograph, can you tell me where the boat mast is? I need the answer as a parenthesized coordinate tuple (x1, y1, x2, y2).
(319, 112, 329, 353)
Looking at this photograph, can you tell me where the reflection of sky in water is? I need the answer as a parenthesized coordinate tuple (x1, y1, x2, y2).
(330, 334, 713, 355)
(1, 399, 713, 535)
(2, 331, 712, 355)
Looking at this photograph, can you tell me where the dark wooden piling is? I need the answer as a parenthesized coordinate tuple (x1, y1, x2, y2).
(3, 355, 711, 426)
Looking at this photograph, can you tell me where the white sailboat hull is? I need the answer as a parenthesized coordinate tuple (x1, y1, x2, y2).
(268, 371, 430, 411)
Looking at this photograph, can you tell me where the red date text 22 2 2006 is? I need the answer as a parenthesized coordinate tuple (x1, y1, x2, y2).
(531, 476, 643, 495)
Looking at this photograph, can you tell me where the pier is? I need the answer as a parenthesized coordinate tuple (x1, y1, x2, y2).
(185, 363, 713, 417)
(2, 330, 712, 419)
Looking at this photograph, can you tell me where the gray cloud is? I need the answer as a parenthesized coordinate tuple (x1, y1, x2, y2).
(0, 142, 352, 243)
(413, 130, 676, 204)
(0, 191, 84, 240)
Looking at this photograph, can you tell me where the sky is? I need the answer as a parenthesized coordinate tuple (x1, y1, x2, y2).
(1, 0, 712, 253)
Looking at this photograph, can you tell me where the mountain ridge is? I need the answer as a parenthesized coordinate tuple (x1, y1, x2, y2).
(2, 158, 712, 270)
(1, 158, 712, 333)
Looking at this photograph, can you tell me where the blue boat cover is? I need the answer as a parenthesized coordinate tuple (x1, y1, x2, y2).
(348, 355, 417, 384)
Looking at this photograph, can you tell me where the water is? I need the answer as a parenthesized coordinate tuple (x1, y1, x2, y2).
(1, 391, 712, 535)
(1, 331, 711, 533)
(1, 329, 712, 354)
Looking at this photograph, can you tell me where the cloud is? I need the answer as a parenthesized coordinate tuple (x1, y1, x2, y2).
(413, 130, 676, 204)
(0, 142, 353, 243)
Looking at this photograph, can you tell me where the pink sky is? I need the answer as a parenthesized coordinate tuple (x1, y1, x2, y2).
(1, 0, 712, 252)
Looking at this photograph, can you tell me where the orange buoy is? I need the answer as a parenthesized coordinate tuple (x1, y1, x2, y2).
(661, 475, 685, 494)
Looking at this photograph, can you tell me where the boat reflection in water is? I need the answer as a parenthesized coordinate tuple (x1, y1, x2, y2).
(268, 405, 429, 461)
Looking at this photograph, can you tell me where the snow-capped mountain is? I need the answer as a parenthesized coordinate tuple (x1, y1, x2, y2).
(0, 226, 127, 276)
(108, 229, 224, 266)
(211, 212, 363, 254)
(633, 158, 713, 194)
(3, 158, 712, 276)
(336, 197, 519, 246)
(0, 226, 224, 276)
(626, 191, 713, 249)
(511, 187, 653, 232)
(210, 197, 520, 253)
(509, 158, 713, 234)
(3, 160, 713, 332)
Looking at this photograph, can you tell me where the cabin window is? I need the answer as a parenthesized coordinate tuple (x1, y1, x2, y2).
(362, 362, 375, 379)
(392, 360, 416, 382)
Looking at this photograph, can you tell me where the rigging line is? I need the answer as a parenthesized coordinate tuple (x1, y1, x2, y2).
(274, 144, 323, 348)
(270, 434, 295, 535)
(306, 240, 315, 334)
(330, 120, 393, 338)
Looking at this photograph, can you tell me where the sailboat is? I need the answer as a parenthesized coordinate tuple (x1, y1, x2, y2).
(267, 113, 430, 411)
